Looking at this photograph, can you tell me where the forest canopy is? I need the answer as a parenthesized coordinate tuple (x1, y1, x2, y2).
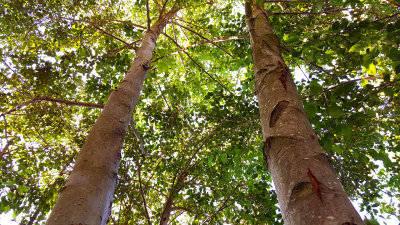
(0, 0, 399, 224)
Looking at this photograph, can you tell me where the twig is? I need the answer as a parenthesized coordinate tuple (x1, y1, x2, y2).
(0, 141, 11, 158)
(162, 33, 231, 92)
(152, 36, 249, 63)
(2, 59, 17, 74)
(324, 75, 383, 92)
(384, 0, 400, 7)
(280, 45, 338, 77)
(201, 184, 239, 225)
(160, 0, 170, 16)
(92, 18, 146, 29)
(130, 117, 148, 156)
(271, 8, 348, 15)
(146, 0, 151, 29)
(0, 96, 103, 117)
(135, 148, 152, 225)
(171, 22, 232, 57)
(2, 115, 8, 141)
(157, 82, 171, 110)
(52, 17, 138, 49)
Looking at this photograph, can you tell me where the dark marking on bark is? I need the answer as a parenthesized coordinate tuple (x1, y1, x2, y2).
(342, 217, 357, 225)
(142, 60, 151, 70)
(262, 138, 272, 169)
(263, 40, 272, 51)
(289, 182, 313, 203)
(113, 126, 126, 137)
(269, 100, 289, 127)
(279, 74, 287, 92)
(276, 61, 290, 92)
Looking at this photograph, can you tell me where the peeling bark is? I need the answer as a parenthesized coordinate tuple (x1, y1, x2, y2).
(45, 9, 178, 225)
(244, 1, 364, 224)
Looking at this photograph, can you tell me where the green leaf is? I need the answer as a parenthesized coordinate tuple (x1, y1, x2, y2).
(309, 80, 323, 96)
(329, 105, 344, 118)
(360, 78, 368, 87)
(388, 47, 400, 61)
(303, 101, 318, 119)
(17, 185, 28, 193)
(348, 43, 363, 53)
(220, 154, 228, 164)
(283, 34, 301, 46)
(362, 63, 376, 75)
(207, 156, 213, 167)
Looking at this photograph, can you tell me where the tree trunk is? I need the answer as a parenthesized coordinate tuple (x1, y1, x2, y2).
(46, 10, 178, 225)
(244, 1, 364, 225)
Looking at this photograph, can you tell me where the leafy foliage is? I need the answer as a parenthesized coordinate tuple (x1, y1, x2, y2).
(1, 0, 399, 224)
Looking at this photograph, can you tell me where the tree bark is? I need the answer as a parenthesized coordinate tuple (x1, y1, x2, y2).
(244, 1, 364, 225)
(46, 9, 178, 225)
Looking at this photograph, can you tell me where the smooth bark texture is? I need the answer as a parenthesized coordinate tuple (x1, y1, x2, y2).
(244, 1, 364, 225)
(46, 10, 178, 225)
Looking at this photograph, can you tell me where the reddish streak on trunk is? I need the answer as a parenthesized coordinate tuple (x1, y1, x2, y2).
(307, 168, 322, 203)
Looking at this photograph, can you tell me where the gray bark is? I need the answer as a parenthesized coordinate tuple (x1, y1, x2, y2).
(46, 9, 178, 225)
(244, 1, 364, 224)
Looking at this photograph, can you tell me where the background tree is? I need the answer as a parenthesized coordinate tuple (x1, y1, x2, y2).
(0, 0, 399, 224)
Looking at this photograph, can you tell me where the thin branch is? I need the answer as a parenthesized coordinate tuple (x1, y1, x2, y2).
(52, 17, 138, 49)
(384, 0, 400, 7)
(170, 206, 193, 213)
(153, 0, 162, 12)
(130, 117, 148, 156)
(280, 45, 338, 77)
(135, 148, 152, 225)
(105, 39, 142, 57)
(157, 82, 171, 110)
(95, 18, 146, 29)
(0, 141, 11, 158)
(160, 0, 170, 16)
(152, 36, 249, 63)
(271, 8, 349, 15)
(171, 22, 232, 57)
(0, 96, 103, 117)
(201, 184, 239, 225)
(162, 33, 231, 92)
(324, 75, 383, 92)
(2, 59, 17, 74)
(2, 115, 8, 141)
(146, 0, 151, 29)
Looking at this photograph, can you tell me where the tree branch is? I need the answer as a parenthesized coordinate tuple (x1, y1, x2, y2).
(146, 0, 151, 29)
(171, 22, 232, 57)
(152, 36, 249, 63)
(280, 45, 339, 77)
(52, 17, 138, 50)
(324, 75, 383, 92)
(0, 96, 103, 117)
(160, 0, 170, 16)
(157, 82, 171, 110)
(271, 8, 349, 15)
(201, 184, 239, 225)
(135, 149, 152, 225)
(384, 0, 400, 7)
(130, 117, 149, 157)
(95, 18, 146, 29)
(162, 33, 231, 92)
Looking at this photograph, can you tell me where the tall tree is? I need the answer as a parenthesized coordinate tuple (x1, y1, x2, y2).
(45, 3, 181, 225)
(244, 0, 363, 224)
